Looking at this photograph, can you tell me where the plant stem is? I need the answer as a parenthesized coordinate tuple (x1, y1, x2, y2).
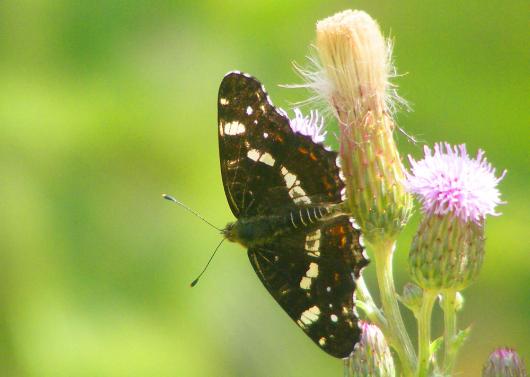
(371, 239, 416, 377)
(416, 290, 437, 377)
(356, 276, 387, 330)
(343, 358, 351, 377)
(441, 289, 458, 374)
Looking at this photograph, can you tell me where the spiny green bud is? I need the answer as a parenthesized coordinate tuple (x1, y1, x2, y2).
(409, 213, 485, 291)
(300, 10, 412, 243)
(482, 348, 527, 377)
(349, 322, 395, 377)
(399, 282, 424, 313)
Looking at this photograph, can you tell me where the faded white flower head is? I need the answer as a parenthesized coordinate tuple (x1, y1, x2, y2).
(295, 9, 406, 119)
(406, 143, 506, 223)
(289, 108, 327, 144)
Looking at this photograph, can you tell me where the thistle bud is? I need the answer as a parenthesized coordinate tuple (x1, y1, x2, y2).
(409, 213, 485, 290)
(406, 143, 505, 291)
(399, 282, 424, 313)
(299, 10, 412, 243)
(482, 348, 527, 377)
(349, 322, 395, 377)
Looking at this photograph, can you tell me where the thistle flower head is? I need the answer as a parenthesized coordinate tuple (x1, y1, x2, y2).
(482, 348, 527, 377)
(289, 108, 327, 144)
(407, 143, 504, 290)
(407, 143, 506, 224)
(297, 9, 406, 119)
(349, 321, 395, 377)
(295, 9, 413, 243)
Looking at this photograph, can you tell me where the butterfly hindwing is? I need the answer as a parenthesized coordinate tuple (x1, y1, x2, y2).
(218, 72, 344, 218)
(248, 215, 367, 358)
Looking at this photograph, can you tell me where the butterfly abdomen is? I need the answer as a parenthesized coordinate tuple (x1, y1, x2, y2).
(224, 204, 341, 248)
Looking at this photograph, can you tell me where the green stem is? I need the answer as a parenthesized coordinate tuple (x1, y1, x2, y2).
(371, 240, 416, 377)
(343, 358, 350, 377)
(356, 276, 387, 330)
(441, 289, 458, 374)
(416, 290, 437, 377)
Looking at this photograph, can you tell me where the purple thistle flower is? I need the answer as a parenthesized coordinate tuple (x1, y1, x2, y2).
(290, 108, 327, 144)
(406, 143, 506, 223)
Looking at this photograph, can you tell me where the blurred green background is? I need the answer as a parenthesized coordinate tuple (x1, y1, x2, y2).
(0, 1, 528, 376)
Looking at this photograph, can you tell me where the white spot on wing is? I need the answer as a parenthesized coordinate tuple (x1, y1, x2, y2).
(220, 98, 229, 105)
(259, 152, 275, 166)
(281, 167, 296, 187)
(306, 229, 321, 241)
(276, 107, 288, 117)
(330, 314, 338, 322)
(223, 121, 246, 135)
(350, 217, 360, 230)
(246, 149, 275, 166)
(318, 337, 326, 346)
(247, 149, 260, 162)
(300, 276, 312, 290)
(306, 262, 319, 278)
(300, 305, 321, 325)
(340, 187, 347, 200)
(291, 186, 310, 204)
(280, 165, 311, 204)
(305, 229, 321, 252)
(246, 106, 253, 115)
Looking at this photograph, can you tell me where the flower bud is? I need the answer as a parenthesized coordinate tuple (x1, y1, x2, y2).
(409, 213, 485, 290)
(399, 282, 424, 313)
(349, 322, 395, 377)
(482, 348, 527, 377)
(300, 10, 412, 243)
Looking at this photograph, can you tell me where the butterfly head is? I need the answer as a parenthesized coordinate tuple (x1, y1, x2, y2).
(221, 221, 239, 243)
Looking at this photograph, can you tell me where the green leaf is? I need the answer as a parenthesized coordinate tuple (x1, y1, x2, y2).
(430, 336, 444, 355)
(450, 326, 471, 354)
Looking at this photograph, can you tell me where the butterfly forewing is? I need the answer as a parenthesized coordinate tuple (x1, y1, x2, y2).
(218, 72, 344, 218)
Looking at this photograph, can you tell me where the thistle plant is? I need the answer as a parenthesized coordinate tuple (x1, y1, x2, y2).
(289, 8, 522, 377)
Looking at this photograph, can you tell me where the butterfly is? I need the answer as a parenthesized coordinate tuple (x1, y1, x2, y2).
(216, 71, 368, 358)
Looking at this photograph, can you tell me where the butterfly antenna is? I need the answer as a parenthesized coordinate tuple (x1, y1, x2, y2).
(190, 238, 225, 287)
(162, 194, 222, 231)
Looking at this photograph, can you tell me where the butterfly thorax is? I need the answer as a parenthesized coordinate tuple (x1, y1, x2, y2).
(223, 203, 344, 248)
